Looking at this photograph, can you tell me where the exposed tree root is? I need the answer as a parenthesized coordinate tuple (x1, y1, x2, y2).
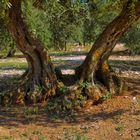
(0, 61, 127, 107)
(0, 77, 58, 106)
(95, 61, 126, 95)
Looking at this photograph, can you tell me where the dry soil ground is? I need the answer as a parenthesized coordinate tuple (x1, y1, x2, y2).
(0, 53, 140, 140)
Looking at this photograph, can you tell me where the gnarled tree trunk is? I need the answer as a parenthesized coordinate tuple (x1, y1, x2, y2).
(77, 0, 140, 94)
(8, 0, 58, 104)
(2, 0, 140, 107)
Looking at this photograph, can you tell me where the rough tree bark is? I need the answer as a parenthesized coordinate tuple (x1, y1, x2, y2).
(8, 0, 58, 104)
(2, 0, 140, 106)
(76, 0, 140, 94)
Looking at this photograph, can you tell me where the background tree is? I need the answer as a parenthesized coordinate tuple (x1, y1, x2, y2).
(0, 1, 16, 57)
(121, 21, 140, 54)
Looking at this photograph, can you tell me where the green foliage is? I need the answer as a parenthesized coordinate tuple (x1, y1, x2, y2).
(42, 0, 89, 49)
(22, 0, 88, 50)
(22, 1, 52, 48)
(47, 86, 87, 118)
(23, 106, 39, 122)
(121, 22, 140, 54)
(0, 0, 15, 56)
(1, 0, 140, 56)
(80, 81, 91, 90)
(0, 19, 15, 55)
(24, 106, 39, 116)
(23, 0, 119, 50)
(59, 85, 69, 93)
(0, 0, 11, 19)
(102, 92, 112, 101)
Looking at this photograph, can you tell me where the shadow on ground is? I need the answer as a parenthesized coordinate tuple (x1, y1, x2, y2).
(0, 107, 127, 128)
(0, 54, 140, 130)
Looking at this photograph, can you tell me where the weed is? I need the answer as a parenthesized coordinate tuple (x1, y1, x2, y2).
(80, 124, 97, 133)
(115, 124, 124, 132)
(24, 106, 39, 116)
(21, 129, 45, 140)
(73, 133, 88, 140)
(80, 81, 91, 90)
(47, 90, 86, 120)
(49, 114, 60, 121)
(59, 85, 69, 93)
(63, 128, 88, 140)
(102, 92, 113, 101)
(23, 106, 39, 122)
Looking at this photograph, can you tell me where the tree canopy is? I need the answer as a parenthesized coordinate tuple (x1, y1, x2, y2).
(1, 0, 140, 52)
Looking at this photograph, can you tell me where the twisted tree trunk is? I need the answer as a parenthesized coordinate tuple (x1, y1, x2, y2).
(2, 0, 140, 106)
(8, 0, 58, 104)
(77, 0, 140, 94)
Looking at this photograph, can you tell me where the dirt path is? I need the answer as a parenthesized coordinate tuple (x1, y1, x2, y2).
(0, 96, 139, 140)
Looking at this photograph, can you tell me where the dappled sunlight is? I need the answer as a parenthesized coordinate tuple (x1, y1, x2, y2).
(1, 0, 140, 139)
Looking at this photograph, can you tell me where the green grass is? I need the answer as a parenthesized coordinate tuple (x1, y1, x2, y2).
(50, 51, 87, 56)
(115, 124, 124, 132)
(0, 62, 27, 70)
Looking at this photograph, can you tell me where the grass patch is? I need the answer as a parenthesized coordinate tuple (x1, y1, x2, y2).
(50, 51, 87, 56)
(63, 128, 88, 140)
(115, 124, 124, 132)
(21, 129, 45, 140)
(0, 62, 27, 70)
(23, 106, 39, 122)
